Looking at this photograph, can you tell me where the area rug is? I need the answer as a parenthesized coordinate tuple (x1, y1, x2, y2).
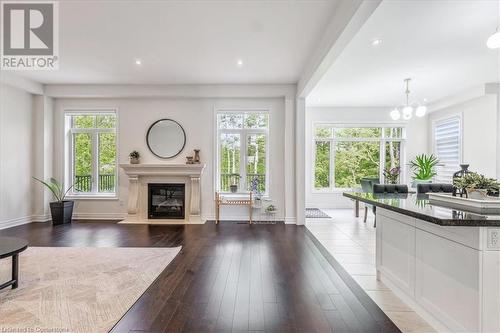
(305, 208, 331, 218)
(0, 246, 181, 333)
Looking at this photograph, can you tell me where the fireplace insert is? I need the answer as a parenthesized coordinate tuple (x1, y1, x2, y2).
(148, 183, 185, 219)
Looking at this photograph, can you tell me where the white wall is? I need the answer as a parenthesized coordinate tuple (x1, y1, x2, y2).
(305, 106, 427, 208)
(53, 97, 287, 221)
(0, 84, 35, 228)
(428, 94, 498, 178)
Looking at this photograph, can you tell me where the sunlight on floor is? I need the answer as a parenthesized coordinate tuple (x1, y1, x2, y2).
(306, 209, 437, 333)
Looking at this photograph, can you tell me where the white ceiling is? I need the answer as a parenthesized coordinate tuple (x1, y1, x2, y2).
(15, 0, 338, 85)
(307, 0, 500, 107)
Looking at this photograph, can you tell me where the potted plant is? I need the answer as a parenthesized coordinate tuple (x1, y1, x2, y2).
(383, 166, 401, 184)
(265, 204, 277, 214)
(33, 177, 75, 225)
(229, 174, 241, 193)
(410, 154, 439, 187)
(129, 151, 140, 164)
(453, 172, 499, 200)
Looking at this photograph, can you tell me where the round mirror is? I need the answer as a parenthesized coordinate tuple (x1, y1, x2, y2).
(146, 119, 186, 159)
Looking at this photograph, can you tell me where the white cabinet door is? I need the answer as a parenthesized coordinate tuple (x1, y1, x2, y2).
(415, 229, 480, 332)
(377, 211, 416, 297)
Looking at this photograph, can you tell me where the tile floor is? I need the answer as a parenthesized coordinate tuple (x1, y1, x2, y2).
(306, 208, 437, 333)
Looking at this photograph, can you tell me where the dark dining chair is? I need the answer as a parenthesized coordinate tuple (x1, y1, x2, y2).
(360, 178, 379, 224)
(371, 184, 409, 227)
(373, 184, 409, 194)
(416, 183, 454, 194)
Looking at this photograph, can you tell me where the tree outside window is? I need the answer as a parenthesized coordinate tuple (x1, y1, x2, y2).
(313, 125, 404, 190)
(66, 112, 117, 195)
(217, 112, 269, 194)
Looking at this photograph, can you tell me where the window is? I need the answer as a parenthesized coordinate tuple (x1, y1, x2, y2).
(313, 125, 405, 190)
(65, 111, 117, 196)
(217, 112, 269, 194)
(434, 116, 461, 183)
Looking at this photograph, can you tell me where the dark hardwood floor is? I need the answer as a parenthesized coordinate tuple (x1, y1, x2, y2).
(0, 221, 401, 333)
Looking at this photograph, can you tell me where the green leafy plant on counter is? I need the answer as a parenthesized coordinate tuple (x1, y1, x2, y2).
(410, 154, 439, 181)
(453, 172, 499, 191)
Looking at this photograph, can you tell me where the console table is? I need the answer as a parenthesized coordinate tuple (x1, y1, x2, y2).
(215, 192, 253, 224)
(0, 237, 28, 290)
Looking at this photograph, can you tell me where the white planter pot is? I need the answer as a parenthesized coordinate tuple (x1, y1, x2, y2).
(467, 188, 488, 200)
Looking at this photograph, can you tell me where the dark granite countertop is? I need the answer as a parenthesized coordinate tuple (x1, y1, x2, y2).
(343, 192, 500, 226)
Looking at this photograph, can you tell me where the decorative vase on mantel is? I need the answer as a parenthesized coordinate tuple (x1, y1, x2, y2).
(130, 157, 140, 164)
(194, 149, 201, 164)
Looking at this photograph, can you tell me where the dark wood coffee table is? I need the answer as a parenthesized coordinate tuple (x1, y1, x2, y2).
(0, 237, 28, 290)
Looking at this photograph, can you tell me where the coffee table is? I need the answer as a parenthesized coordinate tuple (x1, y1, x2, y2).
(0, 237, 28, 290)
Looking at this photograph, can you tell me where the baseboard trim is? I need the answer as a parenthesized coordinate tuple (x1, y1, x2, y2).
(203, 215, 286, 223)
(72, 213, 126, 220)
(284, 217, 296, 224)
(0, 216, 33, 230)
(32, 214, 51, 222)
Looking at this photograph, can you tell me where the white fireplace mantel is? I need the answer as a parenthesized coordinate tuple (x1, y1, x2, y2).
(119, 163, 206, 223)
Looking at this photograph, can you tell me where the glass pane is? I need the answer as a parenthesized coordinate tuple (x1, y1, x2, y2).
(96, 115, 116, 129)
(334, 127, 381, 139)
(384, 127, 403, 138)
(98, 133, 116, 193)
(385, 141, 401, 169)
(334, 141, 380, 188)
(244, 113, 268, 129)
(315, 126, 332, 138)
(73, 133, 92, 192)
(220, 133, 241, 192)
(218, 114, 243, 129)
(72, 115, 95, 128)
(314, 141, 330, 189)
(246, 134, 266, 193)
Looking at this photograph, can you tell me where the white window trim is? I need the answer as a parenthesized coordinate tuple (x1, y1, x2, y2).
(311, 122, 407, 193)
(431, 114, 463, 183)
(215, 109, 270, 196)
(63, 108, 119, 200)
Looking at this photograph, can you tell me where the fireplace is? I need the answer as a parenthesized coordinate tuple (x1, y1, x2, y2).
(148, 183, 185, 219)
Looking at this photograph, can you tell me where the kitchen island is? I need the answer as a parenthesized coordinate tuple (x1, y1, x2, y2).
(344, 192, 500, 333)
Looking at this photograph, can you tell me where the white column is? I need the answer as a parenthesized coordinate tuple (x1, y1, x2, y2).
(295, 98, 306, 225)
(33, 95, 54, 222)
(190, 175, 201, 222)
(284, 97, 296, 224)
(127, 175, 139, 214)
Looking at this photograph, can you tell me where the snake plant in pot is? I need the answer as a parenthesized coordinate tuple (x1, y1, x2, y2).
(410, 154, 439, 187)
(34, 177, 75, 225)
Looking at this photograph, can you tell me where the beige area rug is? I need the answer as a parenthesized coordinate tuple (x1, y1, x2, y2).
(0, 246, 181, 333)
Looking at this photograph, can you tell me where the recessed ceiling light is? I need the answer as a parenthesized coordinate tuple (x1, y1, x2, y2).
(135, 59, 142, 65)
(237, 59, 243, 67)
(371, 39, 382, 46)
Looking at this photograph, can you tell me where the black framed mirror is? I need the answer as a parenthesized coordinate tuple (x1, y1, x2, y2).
(146, 119, 186, 159)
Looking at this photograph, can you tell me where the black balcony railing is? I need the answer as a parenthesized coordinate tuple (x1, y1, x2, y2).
(220, 173, 266, 193)
(75, 174, 115, 192)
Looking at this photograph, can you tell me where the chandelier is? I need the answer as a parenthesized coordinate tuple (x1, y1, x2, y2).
(487, 25, 500, 49)
(390, 78, 427, 120)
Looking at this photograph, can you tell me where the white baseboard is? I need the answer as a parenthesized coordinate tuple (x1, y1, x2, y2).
(72, 213, 126, 220)
(0, 215, 34, 230)
(31, 214, 51, 222)
(284, 217, 296, 224)
(203, 214, 287, 222)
